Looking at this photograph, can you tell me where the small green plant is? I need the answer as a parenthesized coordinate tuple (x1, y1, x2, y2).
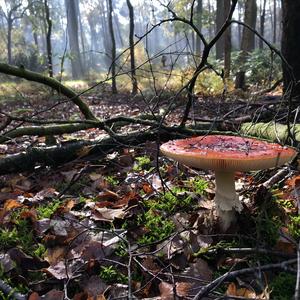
(137, 209, 175, 244)
(36, 200, 61, 219)
(270, 273, 296, 300)
(33, 243, 46, 258)
(105, 175, 119, 186)
(0, 228, 20, 250)
(288, 215, 300, 240)
(189, 177, 208, 194)
(146, 184, 203, 214)
(255, 214, 281, 247)
(0, 218, 41, 255)
(99, 266, 127, 284)
(133, 155, 152, 171)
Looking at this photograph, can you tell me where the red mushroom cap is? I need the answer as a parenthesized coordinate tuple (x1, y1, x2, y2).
(160, 135, 297, 171)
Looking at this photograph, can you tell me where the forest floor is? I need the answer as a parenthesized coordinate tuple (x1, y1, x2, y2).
(0, 85, 298, 300)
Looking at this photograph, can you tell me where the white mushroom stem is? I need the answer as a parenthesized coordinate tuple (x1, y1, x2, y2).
(214, 171, 243, 231)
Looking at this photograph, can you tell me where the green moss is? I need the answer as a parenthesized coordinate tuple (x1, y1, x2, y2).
(137, 209, 175, 244)
(36, 199, 61, 219)
(270, 273, 296, 300)
(133, 155, 152, 172)
(99, 266, 128, 284)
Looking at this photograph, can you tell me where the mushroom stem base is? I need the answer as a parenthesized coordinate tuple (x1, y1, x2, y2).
(214, 171, 242, 231)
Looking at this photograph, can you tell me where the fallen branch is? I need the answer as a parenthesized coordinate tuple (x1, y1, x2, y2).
(253, 78, 283, 96)
(193, 259, 297, 299)
(0, 126, 211, 175)
(0, 63, 96, 120)
(0, 115, 162, 143)
(262, 166, 292, 189)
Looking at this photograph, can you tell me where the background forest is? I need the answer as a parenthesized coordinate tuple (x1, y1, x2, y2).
(0, 0, 300, 300)
(0, 0, 284, 91)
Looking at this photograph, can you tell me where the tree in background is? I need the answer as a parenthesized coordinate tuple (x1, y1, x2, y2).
(126, 0, 137, 95)
(281, 0, 300, 98)
(235, 0, 257, 89)
(223, 0, 231, 78)
(259, 0, 267, 49)
(215, 1, 225, 60)
(195, 0, 202, 59)
(0, 0, 28, 64)
(107, 0, 117, 94)
(44, 0, 53, 77)
(65, 0, 84, 79)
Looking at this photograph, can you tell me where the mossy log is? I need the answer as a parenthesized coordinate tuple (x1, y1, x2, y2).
(241, 122, 300, 144)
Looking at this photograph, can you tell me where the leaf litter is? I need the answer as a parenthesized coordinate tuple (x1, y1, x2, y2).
(0, 93, 299, 299)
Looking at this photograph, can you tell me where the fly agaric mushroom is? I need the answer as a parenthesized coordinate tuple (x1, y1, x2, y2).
(160, 135, 297, 230)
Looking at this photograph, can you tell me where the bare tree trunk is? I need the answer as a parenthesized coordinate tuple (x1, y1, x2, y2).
(224, 0, 231, 78)
(107, 0, 117, 94)
(65, 0, 84, 79)
(237, 1, 243, 48)
(215, 1, 225, 59)
(259, 0, 267, 49)
(207, 0, 213, 41)
(273, 0, 277, 44)
(99, 0, 111, 69)
(76, 0, 86, 75)
(126, 0, 137, 95)
(235, 0, 257, 89)
(7, 20, 12, 64)
(195, 0, 202, 58)
(44, 0, 53, 77)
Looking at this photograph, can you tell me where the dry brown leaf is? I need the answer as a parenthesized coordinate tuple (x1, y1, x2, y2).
(28, 292, 41, 300)
(76, 145, 93, 158)
(92, 207, 125, 221)
(30, 188, 58, 203)
(0, 199, 23, 222)
(275, 227, 296, 254)
(182, 258, 213, 282)
(95, 190, 120, 202)
(45, 260, 72, 280)
(142, 256, 161, 274)
(83, 275, 107, 299)
(45, 247, 66, 265)
(226, 282, 257, 298)
(159, 281, 193, 299)
(142, 182, 153, 194)
(89, 172, 103, 181)
(82, 241, 106, 260)
(41, 289, 64, 300)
